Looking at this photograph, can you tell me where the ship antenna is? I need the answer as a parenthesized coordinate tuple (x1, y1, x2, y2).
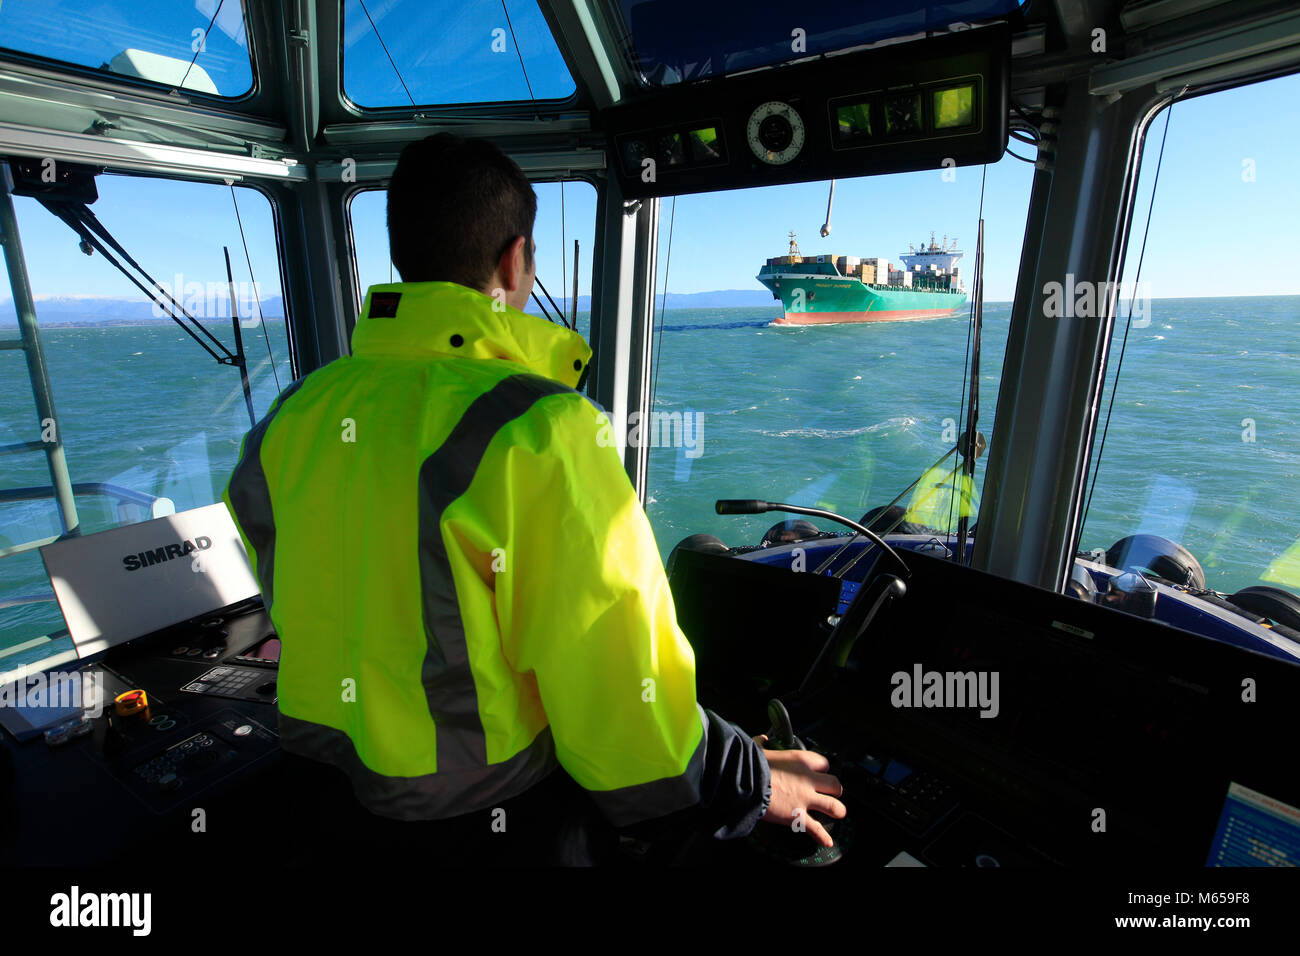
(820, 180, 835, 238)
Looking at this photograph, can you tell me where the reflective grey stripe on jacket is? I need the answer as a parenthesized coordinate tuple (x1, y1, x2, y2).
(584, 705, 772, 836)
(416, 373, 574, 772)
(280, 713, 557, 821)
(277, 373, 574, 818)
(241, 372, 769, 835)
(224, 377, 307, 613)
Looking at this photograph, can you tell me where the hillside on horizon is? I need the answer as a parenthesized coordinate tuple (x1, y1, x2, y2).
(3, 289, 1292, 327)
(0, 289, 780, 326)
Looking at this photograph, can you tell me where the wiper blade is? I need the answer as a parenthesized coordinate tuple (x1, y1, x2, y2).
(955, 217, 985, 566)
(533, 274, 572, 329)
(39, 199, 236, 366)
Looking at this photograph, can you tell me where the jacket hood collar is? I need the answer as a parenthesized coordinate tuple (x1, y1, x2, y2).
(352, 282, 592, 389)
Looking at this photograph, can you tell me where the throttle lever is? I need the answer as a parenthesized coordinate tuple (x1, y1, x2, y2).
(794, 573, 907, 700)
(764, 698, 805, 751)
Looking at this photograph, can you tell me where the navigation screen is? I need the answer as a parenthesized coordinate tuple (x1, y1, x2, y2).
(933, 84, 975, 129)
(835, 101, 873, 145)
(235, 635, 281, 664)
(1206, 782, 1300, 866)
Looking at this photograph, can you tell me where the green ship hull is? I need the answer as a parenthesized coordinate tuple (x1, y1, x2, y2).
(756, 270, 967, 325)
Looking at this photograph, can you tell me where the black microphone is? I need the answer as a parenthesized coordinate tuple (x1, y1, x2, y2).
(714, 499, 771, 515)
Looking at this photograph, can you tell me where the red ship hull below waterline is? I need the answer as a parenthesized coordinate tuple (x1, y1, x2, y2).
(772, 307, 961, 325)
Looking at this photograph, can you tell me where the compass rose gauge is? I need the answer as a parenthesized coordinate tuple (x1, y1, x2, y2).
(746, 101, 805, 165)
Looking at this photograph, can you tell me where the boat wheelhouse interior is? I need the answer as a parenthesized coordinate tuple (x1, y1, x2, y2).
(1, 0, 1299, 882)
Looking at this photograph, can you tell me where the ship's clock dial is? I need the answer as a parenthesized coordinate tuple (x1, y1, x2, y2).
(747, 101, 805, 165)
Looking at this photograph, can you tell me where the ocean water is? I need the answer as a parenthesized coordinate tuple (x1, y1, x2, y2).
(633, 295, 1300, 590)
(3, 295, 1298, 652)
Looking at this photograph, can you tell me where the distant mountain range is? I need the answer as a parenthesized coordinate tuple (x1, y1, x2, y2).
(0, 289, 777, 326)
(524, 289, 778, 315)
(0, 294, 287, 327)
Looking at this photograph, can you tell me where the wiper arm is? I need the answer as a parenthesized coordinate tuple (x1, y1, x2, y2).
(40, 199, 260, 428)
(955, 218, 985, 566)
(533, 274, 572, 329)
(39, 199, 237, 366)
(812, 431, 987, 578)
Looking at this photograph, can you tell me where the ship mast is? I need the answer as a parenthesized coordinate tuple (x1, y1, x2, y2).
(787, 230, 800, 256)
(956, 217, 984, 565)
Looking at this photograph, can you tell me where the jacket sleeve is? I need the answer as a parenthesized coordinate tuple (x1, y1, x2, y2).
(489, 393, 771, 839)
(221, 379, 306, 596)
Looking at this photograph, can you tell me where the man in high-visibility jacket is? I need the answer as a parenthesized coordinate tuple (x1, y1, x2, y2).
(224, 133, 845, 862)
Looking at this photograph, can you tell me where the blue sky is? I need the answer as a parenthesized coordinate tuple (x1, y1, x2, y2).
(0, 0, 253, 96)
(2, 2, 1297, 305)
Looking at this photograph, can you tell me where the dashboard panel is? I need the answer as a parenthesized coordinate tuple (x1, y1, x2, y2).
(601, 24, 1010, 199)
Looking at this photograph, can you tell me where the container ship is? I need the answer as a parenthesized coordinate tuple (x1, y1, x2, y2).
(757, 232, 968, 325)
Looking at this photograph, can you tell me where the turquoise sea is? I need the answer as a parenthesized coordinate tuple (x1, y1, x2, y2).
(3, 295, 1299, 655)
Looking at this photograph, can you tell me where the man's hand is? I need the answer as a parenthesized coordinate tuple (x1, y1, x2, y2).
(755, 734, 847, 848)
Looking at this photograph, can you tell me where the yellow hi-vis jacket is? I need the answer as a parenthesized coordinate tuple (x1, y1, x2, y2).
(223, 282, 770, 833)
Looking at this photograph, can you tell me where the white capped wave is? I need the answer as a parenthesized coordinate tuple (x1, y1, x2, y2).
(759, 415, 918, 439)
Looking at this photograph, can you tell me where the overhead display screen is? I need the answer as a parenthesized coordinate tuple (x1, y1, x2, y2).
(602, 24, 1009, 199)
(612, 0, 1027, 85)
(829, 78, 981, 148)
(934, 84, 977, 129)
(835, 102, 872, 144)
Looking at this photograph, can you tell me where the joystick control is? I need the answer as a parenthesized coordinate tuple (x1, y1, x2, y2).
(751, 698, 849, 867)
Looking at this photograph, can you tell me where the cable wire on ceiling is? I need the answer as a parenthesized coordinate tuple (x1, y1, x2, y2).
(499, 0, 536, 104)
(357, 0, 416, 106)
(177, 0, 226, 92)
(561, 179, 567, 320)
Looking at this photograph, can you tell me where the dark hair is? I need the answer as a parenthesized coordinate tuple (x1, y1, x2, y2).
(387, 133, 536, 289)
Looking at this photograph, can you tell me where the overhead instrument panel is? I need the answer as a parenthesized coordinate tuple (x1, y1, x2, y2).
(600, 23, 1010, 199)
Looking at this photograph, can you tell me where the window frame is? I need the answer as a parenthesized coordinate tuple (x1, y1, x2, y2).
(0, 1, 262, 104)
(334, 0, 581, 117)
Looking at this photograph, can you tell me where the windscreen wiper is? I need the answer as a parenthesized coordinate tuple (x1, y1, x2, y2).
(954, 217, 985, 567)
(531, 274, 572, 330)
(813, 220, 988, 577)
(811, 430, 987, 578)
(38, 198, 258, 428)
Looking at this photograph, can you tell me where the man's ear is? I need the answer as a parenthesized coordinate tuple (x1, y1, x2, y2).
(498, 235, 527, 292)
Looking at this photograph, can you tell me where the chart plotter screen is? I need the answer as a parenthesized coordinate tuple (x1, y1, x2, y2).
(1207, 782, 1300, 867)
